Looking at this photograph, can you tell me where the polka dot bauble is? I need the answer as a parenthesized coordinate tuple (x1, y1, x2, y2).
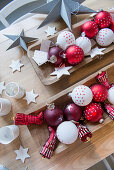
(56, 121, 78, 144)
(56, 31, 75, 50)
(75, 37, 92, 55)
(94, 11, 112, 29)
(96, 28, 114, 46)
(69, 85, 93, 106)
(108, 86, 114, 105)
(84, 103, 104, 123)
(65, 45, 84, 65)
(91, 84, 108, 102)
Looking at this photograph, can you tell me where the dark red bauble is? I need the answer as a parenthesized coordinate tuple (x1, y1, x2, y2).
(48, 46, 63, 67)
(44, 105, 64, 127)
(110, 20, 114, 32)
(81, 21, 99, 38)
(84, 103, 103, 123)
(64, 103, 82, 121)
(94, 11, 112, 29)
(65, 45, 84, 65)
(91, 84, 108, 102)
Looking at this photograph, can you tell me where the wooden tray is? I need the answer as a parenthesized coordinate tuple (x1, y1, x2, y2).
(27, 17, 114, 86)
(27, 63, 114, 155)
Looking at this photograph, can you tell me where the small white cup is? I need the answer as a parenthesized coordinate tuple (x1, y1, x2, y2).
(0, 98, 11, 116)
(5, 82, 25, 99)
(0, 125, 19, 144)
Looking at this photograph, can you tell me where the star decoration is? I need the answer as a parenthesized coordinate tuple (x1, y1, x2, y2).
(87, 47, 106, 58)
(0, 81, 5, 95)
(14, 145, 30, 163)
(24, 89, 39, 104)
(30, 0, 96, 30)
(45, 26, 57, 36)
(9, 59, 24, 73)
(4, 30, 37, 51)
(50, 64, 72, 79)
(47, 0, 53, 3)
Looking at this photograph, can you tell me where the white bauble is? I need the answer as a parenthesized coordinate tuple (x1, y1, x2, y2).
(96, 28, 114, 46)
(56, 121, 78, 144)
(56, 31, 75, 50)
(108, 86, 114, 105)
(69, 85, 93, 106)
(75, 37, 91, 55)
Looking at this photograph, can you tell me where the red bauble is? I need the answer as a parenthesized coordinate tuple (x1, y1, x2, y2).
(84, 103, 103, 123)
(91, 84, 108, 102)
(81, 21, 99, 38)
(64, 103, 82, 121)
(94, 11, 112, 29)
(65, 45, 84, 65)
(48, 46, 63, 67)
(110, 20, 114, 32)
(44, 104, 64, 127)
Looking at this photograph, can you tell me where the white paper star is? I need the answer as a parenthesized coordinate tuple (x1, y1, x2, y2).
(9, 59, 24, 73)
(32, 50, 48, 66)
(14, 145, 30, 163)
(0, 81, 5, 95)
(50, 65, 72, 79)
(45, 26, 57, 37)
(87, 47, 106, 58)
(24, 89, 39, 104)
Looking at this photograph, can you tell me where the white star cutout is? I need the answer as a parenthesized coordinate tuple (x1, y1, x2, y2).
(50, 64, 72, 79)
(0, 81, 5, 95)
(45, 26, 57, 37)
(24, 89, 39, 104)
(87, 47, 106, 58)
(14, 145, 30, 163)
(9, 59, 24, 73)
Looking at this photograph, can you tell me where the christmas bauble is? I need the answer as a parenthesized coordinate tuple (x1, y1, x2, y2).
(94, 11, 112, 29)
(64, 103, 82, 121)
(75, 37, 91, 55)
(48, 46, 63, 67)
(81, 21, 99, 38)
(110, 20, 114, 32)
(56, 31, 75, 50)
(44, 104, 64, 127)
(65, 45, 84, 65)
(56, 121, 78, 144)
(84, 103, 103, 123)
(69, 85, 93, 106)
(108, 86, 114, 105)
(96, 28, 114, 46)
(91, 84, 108, 102)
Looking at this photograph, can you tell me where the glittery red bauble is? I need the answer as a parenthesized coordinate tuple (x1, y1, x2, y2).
(110, 20, 114, 32)
(94, 11, 112, 29)
(84, 103, 103, 123)
(44, 105, 64, 127)
(91, 84, 108, 102)
(48, 46, 63, 67)
(64, 103, 82, 121)
(81, 21, 99, 38)
(65, 45, 84, 65)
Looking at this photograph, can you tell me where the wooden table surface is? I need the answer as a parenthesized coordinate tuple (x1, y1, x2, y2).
(0, 0, 114, 170)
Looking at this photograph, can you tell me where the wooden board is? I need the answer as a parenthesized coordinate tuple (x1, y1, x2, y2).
(27, 17, 114, 85)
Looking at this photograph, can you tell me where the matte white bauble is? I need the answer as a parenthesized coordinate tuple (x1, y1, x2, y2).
(56, 121, 78, 144)
(56, 31, 75, 50)
(96, 28, 114, 46)
(108, 86, 114, 105)
(69, 85, 93, 106)
(75, 37, 91, 55)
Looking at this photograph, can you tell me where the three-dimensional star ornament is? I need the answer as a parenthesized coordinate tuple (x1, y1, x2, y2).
(45, 26, 57, 36)
(88, 47, 106, 58)
(4, 30, 37, 51)
(30, 0, 96, 30)
(50, 64, 72, 79)
(24, 89, 39, 104)
(9, 59, 24, 73)
(14, 145, 30, 163)
(0, 81, 5, 95)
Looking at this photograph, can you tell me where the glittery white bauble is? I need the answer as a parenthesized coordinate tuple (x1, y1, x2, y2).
(56, 121, 78, 144)
(108, 86, 114, 105)
(69, 85, 93, 106)
(75, 37, 91, 55)
(56, 31, 75, 50)
(96, 28, 114, 46)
